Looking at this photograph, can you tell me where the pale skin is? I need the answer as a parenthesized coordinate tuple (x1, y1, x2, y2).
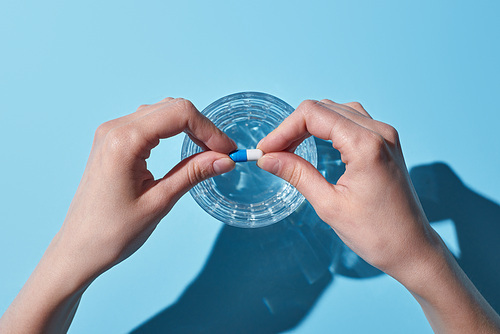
(0, 98, 499, 333)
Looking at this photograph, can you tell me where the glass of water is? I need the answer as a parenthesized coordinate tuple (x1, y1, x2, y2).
(181, 92, 317, 228)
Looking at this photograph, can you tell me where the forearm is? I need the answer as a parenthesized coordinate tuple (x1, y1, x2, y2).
(0, 233, 94, 334)
(401, 231, 500, 333)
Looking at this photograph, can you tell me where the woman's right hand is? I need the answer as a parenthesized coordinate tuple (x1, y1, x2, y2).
(257, 99, 439, 284)
(257, 99, 500, 333)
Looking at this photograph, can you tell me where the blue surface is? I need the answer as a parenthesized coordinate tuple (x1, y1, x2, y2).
(1, 1, 500, 333)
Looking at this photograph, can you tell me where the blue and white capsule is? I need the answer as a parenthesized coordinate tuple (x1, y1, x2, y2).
(229, 149, 264, 162)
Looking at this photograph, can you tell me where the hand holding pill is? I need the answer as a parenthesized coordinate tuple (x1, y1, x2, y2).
(257, 99, 500, 333)
(257, 99, 435, 277)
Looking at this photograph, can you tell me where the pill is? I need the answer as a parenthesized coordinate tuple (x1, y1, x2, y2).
(229, 149, 264, 162)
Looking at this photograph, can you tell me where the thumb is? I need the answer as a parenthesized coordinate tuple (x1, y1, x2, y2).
(257, 152, 338, 218)
(152, 151, 235, 208)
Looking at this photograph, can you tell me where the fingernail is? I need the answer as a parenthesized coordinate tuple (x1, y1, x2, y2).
(213, 158, 235, 175)
(256, 155, 280, 175)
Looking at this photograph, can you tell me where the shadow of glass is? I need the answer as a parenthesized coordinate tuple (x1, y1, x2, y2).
(131, 204, 338, 334)
(410, 162, 500, 314)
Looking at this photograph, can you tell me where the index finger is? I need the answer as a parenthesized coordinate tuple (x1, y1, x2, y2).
(108, 98, 237, 158)
(258, 100, 372, 160)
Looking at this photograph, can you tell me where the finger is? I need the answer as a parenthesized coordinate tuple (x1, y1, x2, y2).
(275, 99, 375, 153)
(258, 132, 311, 154)
(94, 97, 175, 140)
(317, 101, 399, 145)
(135, 97, 175, 114)
(258, 100, 367, 154)
(284, 132, 312, 153)
(318, 100, 371, 121)
(342, 102, 372, 118)
(109, 98, 237, 158)
(257, 152, 340, 222)
(319, 98, 336, 105)
(258, 100, 373, 162)
(319, 99, 371, 118)
(145, 151, 235, 211)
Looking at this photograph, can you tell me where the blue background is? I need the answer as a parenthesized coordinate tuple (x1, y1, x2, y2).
(1, 0, 499, 333)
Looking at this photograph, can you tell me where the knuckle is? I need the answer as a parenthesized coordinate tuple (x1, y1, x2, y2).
(94, 121, 114, 140)
(172, 98, 199, 124)
(368, 132, 386, 148)
(298, 99, 318, 113)
(343, 102, 365, 114)
(173, 98, 196, 112)
(105, 125, 139, 154)
(297, 99, 322, 120)
(344, 102, 365, 114)
(349, 101, 363, 109)
(187, 162, 212, 186)
(136, 104, 150, 112)
(381, 123, 399, 143)
(363, 132, 388, 161)
(320, 98, 335, 104)
(287, 164, 304, 189)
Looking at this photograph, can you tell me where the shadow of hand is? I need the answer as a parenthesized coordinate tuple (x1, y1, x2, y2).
(410, 162, 500, 314)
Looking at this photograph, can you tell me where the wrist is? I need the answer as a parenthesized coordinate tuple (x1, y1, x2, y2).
(392, 227, 500, 332)
(45, 240, 90, 297)
(55, 218, 125, 286)
(391, 225, 451, 296)
(41, 232, 100, 297)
